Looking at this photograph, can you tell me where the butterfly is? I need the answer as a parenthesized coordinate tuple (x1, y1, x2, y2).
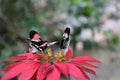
(28, 27, 71, 53)
(27, 30, 56, 53)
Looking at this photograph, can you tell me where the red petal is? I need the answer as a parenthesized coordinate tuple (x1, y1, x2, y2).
(78, 68, 91, 80)
(1, 60, 36, 80)
(71, 56, 101, 63)
(73, 61, 99, 69)
(54, 61, 68, 79)
(18, 61, 40, 80)
(37, 61, 50, 80)
(78, 66, 96, 75)
(25, 54, 43, 60)
(0, 56, 27, 62)
(1, 62, 21, 71)
(46, 66, 60, 80)
(0, 52, 43, 62)
(64, 48, 72, 60)
(66, 63, 87, 80)
(30, 72, 37, 80)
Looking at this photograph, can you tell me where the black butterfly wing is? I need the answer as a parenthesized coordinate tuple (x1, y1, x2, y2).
(60, 27, 71, 50)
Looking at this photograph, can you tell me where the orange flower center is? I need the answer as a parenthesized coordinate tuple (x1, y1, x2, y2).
(39, 49, 66, 62)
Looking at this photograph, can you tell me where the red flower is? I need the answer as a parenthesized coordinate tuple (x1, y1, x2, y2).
(0, 48, 101, 80)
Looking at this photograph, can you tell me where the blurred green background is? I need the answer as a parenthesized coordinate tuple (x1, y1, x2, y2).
(0, 0, 120, 80)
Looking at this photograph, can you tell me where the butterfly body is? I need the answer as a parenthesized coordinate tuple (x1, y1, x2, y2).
(29, 40, 48, 53)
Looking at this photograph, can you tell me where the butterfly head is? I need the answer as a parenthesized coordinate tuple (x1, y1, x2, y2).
(29, 30, 41, 41)
(63, 27, 70, 39)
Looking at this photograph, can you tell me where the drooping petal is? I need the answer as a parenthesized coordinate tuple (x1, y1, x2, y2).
(30, 72, 37, 80)
(72, 61, 99, 69)
(0, 53, 43, 62)
(71, 56, 101, 63)
(0, 56, 27, 62)
(82, 62, 99, 69)
(18, 61, 40, 80)
(37, 61, 50, 80)
(54, 61, 68, 79)
(78, 66, 96, 75)
(64, 48, 72, 60)
(78, 68, 91, 80)
(0, 62, 21, 71)
(46, 66, 60, 80)
(66, 63, 87, 80)
(25, 54, 43, 60)
(1, 60, 36, 80)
